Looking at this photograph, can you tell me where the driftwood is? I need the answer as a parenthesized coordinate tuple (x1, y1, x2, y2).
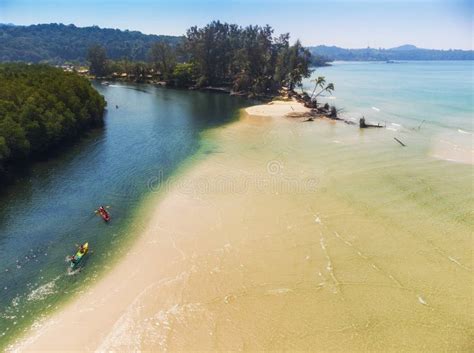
(394, 137, 406, 147)
(283, 89, 357, 125)
(359, 117, 383, 128)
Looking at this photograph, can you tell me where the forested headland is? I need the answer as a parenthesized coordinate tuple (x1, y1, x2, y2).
(88, 21, 313, 97)
(0, 64, 106, 182)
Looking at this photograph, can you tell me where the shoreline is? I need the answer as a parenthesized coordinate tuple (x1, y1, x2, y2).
(6, 100, 312, 351)
(8, 100, 473, 351)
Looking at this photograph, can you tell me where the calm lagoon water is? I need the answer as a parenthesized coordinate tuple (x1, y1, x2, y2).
(0, 83, 247, 348)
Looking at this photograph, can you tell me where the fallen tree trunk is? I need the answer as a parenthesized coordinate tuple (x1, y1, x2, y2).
(359, 117, 383, 128)
(394, 137, 406, 147)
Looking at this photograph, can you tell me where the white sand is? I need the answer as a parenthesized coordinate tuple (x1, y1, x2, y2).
(244, 99, 310, 118)
(9, 100, 472, 352)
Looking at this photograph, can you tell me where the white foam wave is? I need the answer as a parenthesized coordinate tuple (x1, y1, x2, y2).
(458, 129, 471, 135)
(27, 276, 60, 302)
(371, 106, 380, 112)
(11, 295, 20, 307)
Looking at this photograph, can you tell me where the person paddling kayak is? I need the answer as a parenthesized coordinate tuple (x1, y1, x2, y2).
(70, 242, 89, 268)
(96, 205, 110, 222)
(71, 244, 87, 263)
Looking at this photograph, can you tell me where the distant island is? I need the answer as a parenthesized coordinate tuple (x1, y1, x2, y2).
(307, 44, 474, 62)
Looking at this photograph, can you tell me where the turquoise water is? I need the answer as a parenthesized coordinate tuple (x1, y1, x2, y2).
(1, 61, 472, 349)
(0, 83, 247, 348)
(303, 61, 473, 134)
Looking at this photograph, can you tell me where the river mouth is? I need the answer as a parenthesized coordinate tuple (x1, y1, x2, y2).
(9, 105, 473, 352)
(3, 60, 473, 351)
(0, 83, 248, 349)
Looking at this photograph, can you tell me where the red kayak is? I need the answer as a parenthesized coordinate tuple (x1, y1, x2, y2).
(98, 207, 110, 222)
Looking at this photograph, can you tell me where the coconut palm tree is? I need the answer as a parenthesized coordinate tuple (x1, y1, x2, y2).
(310, 76, 335, 101)
(310, 76, 326, 99)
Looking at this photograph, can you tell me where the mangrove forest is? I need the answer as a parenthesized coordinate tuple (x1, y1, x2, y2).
(0, 63, 106, 181)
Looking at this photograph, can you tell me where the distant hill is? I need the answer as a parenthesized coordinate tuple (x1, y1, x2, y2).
(308, 45, 474, 61)
(390, 44, 418, 51)
(2, 23, 472, 65)
(0, 23, 182, 64)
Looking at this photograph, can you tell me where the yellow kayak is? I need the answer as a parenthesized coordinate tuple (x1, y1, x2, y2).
(70, 242, 89, 268)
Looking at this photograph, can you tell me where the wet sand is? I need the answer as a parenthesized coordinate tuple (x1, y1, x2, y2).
(9, 101, 473, 352)
(430, 130, 474, 165)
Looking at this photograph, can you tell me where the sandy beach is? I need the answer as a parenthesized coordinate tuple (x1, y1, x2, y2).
(8, 100, 473, 352)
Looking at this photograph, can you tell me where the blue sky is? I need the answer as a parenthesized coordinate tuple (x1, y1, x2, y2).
(0, 0, 472, 49)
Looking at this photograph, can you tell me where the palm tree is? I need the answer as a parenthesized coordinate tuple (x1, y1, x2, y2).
(310, 76, 335, 101)
(310, 76, 326, 99)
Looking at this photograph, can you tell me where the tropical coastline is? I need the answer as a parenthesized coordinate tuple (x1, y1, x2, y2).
(1, 1, 473, 350)
(8, 99, 473, 352)
(0, 84, 248, 350)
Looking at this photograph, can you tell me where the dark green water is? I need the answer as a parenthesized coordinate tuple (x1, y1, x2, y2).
(0, 83, 247, 348)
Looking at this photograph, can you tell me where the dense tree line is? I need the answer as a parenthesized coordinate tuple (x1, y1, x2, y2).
(88, 21, 313, 96)
(0, 23, 181, 64)
(0, 64, 106, 180)
(183, 22, 311, 94)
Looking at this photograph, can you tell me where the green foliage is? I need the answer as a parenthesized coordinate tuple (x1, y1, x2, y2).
(148, 42, 177, 80)
(310, 76, 335, 102)
(172, 63, 194, 87)
(87, 22, 313, 96)
(87, 44, 108, 76)
(0, 63, 106, 179)
(183, 21, 313, 95)
(107, 59, 134, 76)
(310, 54, 332, 67)
(0, 23, 182, 64)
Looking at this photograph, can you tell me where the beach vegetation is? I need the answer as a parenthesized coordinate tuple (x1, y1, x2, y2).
(183, 21, 312, 95)
(172, 63, 195, 87)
